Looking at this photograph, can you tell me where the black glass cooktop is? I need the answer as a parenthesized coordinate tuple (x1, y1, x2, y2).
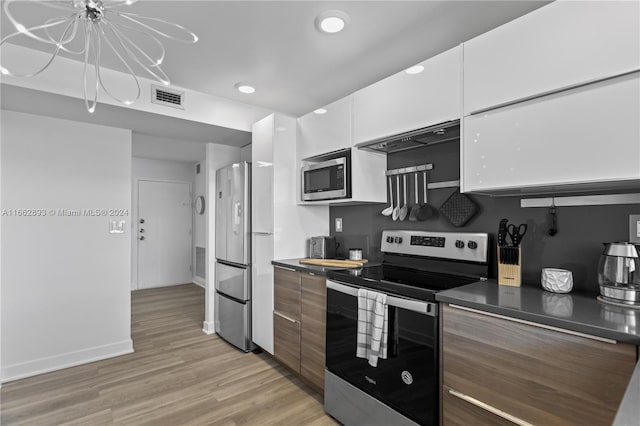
(327, 264, 482, 302)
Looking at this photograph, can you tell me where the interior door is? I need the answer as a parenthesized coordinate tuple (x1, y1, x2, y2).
(138, 180, 192, 289)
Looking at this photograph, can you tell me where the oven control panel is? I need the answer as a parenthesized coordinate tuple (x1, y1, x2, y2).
(410, 236, 446, 247)
(381, 230, 489, 263)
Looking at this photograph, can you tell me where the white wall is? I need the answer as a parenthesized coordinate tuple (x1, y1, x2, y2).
(131, 157, 196, 290)
(203, 143, 242, 334)
(240, 144, 252, 162)
(1, 111, 133, 382)
(133, 133, 206, 162)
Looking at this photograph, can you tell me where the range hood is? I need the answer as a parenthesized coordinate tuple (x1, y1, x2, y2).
(355, 120, 460, 154)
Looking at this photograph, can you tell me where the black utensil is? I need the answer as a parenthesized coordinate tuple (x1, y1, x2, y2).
(498, 218, 508, 263)
(507, 223, 527, 247)
(548, 205, 558, 236)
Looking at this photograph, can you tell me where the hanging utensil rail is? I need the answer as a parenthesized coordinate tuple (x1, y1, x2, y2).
(385, 164, 433, 176)
(385, 164, 460, 190)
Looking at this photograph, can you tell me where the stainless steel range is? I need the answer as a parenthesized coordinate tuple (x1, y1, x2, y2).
(324, 230, 490, 426)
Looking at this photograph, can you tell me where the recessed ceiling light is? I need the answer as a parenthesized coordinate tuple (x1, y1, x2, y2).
(314, 108, 327, 115)
(315, 10, 350, 34)
(234, 83, 255, 94)
(405, 65, 425, 75)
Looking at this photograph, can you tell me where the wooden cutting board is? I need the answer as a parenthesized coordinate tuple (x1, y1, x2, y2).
(299, 258, 368, 268)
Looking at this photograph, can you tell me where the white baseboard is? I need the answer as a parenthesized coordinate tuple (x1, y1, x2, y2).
(1, 339, 134, 384)
(202, 321, 216, 335)
(192, 276, 205, 288)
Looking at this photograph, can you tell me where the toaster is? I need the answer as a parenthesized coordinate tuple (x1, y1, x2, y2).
(309, 236, 337, 259)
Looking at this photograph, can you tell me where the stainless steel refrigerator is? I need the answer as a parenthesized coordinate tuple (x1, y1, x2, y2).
(215, 161, 255, 352)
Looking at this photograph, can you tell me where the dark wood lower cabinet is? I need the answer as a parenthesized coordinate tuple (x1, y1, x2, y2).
(442, 386, 515, 426)
(441, 304, 636, 426)
(300, 272, 327, 392)
(274, 311, 300, 373)
(273, 268, 327, 394)
(274, 266, 301, 320)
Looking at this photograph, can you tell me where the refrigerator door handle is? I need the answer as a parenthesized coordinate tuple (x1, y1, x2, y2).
(234, 201, 241, 227)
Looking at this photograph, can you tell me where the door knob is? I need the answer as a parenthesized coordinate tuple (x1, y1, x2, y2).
(139, 219, 145, 224)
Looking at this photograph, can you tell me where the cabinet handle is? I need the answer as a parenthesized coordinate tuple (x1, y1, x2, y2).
(308, 272, 316, 276)
(274, 266, 297, 272)
(448, 304, 617, 344)
(448, 389, 534, 426)
(274, 311, 298, 324)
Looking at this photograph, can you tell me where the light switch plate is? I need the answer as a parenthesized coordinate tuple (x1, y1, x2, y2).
(335, 218, 343, 233)
(109, 220, 126, 234)
(630, 215, 640, 243)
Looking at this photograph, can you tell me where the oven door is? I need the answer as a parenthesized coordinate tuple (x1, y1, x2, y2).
(301, 157, 349, 201)
(325, 280, 438, 426)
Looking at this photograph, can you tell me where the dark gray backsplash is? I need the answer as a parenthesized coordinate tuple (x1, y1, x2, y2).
(330, 142, 640, 294)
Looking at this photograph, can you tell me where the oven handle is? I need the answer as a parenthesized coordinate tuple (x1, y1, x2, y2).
(327, 280, 436, 316)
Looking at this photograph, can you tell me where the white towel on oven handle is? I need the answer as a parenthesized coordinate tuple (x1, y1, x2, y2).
(356, 288, 388, 367)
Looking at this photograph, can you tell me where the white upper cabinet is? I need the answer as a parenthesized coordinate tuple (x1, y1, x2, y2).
(251, 114, 275, 234)
(353, 46, 461, 145)
(297, 96, 353, 160)
(463, 1, 640, 115)
(462, 73, 640, 195)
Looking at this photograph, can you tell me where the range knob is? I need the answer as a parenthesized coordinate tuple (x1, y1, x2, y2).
(468, 240, 478, 250)
(394, 236, 403, 244)
(386, 236, 394, 243)
(455, 240, 465, 249)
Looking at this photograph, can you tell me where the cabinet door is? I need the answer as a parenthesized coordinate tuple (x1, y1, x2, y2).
(297, 96, 352, 160)
(274, 266, 300, 320)
(353, 46, 460, 144)
(274, 311, 300, 374)
(251, 233, 274, 354)
(251, 115, 274, 234)
(462, 73, 640, 195)
(463, 1, 640, 115)
(442, 304, 636, 426)
(442, 386, 514, 426)
(300, 272, 326, 391)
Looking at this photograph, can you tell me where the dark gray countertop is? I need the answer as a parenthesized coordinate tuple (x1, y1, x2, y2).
(272, 258, 374, 276)
(436, 280, 640, 345)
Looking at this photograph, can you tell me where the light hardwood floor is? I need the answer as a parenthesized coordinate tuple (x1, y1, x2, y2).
(1, 284, 338, 425)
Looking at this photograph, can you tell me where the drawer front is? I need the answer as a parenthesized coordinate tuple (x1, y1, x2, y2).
(274, 266, 300, 320)
(300, 272, 327, 391)
(443, 386, 516, 426)
(274, 311, 301, 374)
(215, 261, 250, 301)
(442, 304, 636, 426)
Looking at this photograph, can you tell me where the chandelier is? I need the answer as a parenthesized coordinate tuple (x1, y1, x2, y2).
(0, 0, 198, 113)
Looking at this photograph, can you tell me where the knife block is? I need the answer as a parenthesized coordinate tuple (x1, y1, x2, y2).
(497, 247, 522, 287)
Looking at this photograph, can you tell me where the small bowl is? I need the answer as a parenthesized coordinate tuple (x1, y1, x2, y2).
(541, 268, 573, 293)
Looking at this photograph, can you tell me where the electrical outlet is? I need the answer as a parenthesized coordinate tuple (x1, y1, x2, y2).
(335, 217, 343, 233)
(630, 214, 640, 243)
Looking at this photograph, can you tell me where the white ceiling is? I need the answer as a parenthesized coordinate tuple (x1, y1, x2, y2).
(1, 0, 550, 118)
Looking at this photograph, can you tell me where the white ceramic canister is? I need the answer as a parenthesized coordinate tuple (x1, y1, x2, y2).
(349, 248, 363, 261)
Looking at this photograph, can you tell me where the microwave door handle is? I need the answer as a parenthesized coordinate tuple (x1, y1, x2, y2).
(326, 280, 435, 316)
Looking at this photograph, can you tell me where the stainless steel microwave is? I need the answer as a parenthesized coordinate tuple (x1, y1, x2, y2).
(301, 156, 351, 201)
